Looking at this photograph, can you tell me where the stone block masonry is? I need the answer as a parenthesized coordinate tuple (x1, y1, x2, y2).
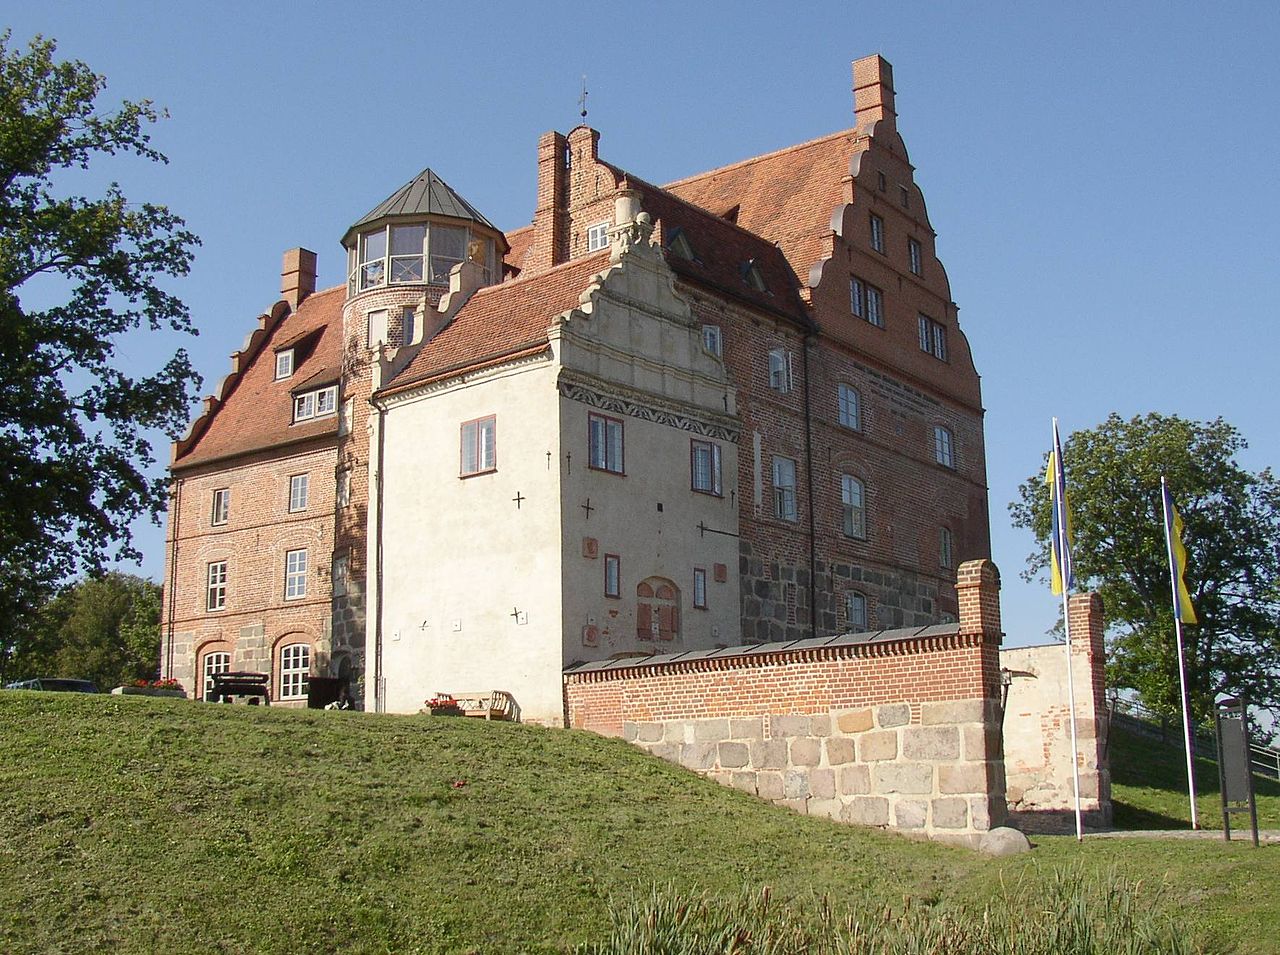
(565, 559, 1007, 845)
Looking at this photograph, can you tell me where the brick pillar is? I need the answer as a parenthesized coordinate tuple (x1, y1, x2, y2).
(281, 248, 317, 309)
(955, 559, 1001, 639)
(527, 131, 568, 272)
(853, 54, 896, 133)
(1067, 591, 1111, 820)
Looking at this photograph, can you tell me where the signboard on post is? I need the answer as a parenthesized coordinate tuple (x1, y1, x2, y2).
(1215, 697, 1259, 847)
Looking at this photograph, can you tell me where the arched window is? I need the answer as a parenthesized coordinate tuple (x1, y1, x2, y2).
(279, 642, 311, 701)
(201, 651, 230, 701)
(840, 474, 866, 539)
(637, 577, 680, 642)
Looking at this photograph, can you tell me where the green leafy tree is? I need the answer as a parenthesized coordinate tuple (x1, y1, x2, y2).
(0, 32, 200, 658)
(1011, 413, 1280, 725)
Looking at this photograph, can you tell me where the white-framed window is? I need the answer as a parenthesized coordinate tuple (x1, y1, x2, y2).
(430, 224, 467, 284)
(358, 227, 387, 289)
(284, 549, 308, 600)
(691, 439, 722, 496)
(293, 385, 338, 423)
(837, 384, 861, 431)
(367, 309, 388, 349)
(460, 416, 497, 476)
(934, 425, 955, 468)
(279, 643, 310, 700)
(202, 651, 230, 700)
(350, 224, 496, 292)
(908, 238, 922, 276)
(918, 314, 948, 361)
(870, 213, 885, 253)
(701, 324, 722, 357)
(846, 591, 868, 631)
(275, 349, 294, 380)
(768, 348, 793, 393)
(693, 567, 708, 609)
(206, 561, 227, 612)
(841, 474, 866, 539)
(288, 473, 309, 513)
(336, 470, 351, 507)
(940, 527, 954, 569)
(333, 554, 349, 598)
(400, 306, 416, 347)
(772, 456, 797, 522)
(389, 223, 426, 283)
(587, 220, 610, 252)
(211, 488, 229, 526)
(604, 554, 620, 598)
(588, 413, 624, 474)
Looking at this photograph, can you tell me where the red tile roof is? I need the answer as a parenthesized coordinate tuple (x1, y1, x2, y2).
(503, 224, 533, 275)
(382, 251, 613, 395)
(173, 286, 344, 470)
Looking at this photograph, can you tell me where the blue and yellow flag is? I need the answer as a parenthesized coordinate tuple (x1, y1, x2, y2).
(1046, 420, 1074, 596)
(1161, 478, 1198, 625)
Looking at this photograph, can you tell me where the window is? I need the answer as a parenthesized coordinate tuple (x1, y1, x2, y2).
(367, 309, 388, 349)
(841, 474, 866, 539)
(430, 224, 467, 283)
(742, 260, 767, 292)
(877, 171, 886, 192)
(934, 426, 955, 468)
(870, 213, 885, 253)
(350, 224, 495, 292)
(918, 314, 948, 361)
(587, 220, 610, 252)
(284, 549, 308, 600)
(850, 277, 884, 327)
(846, 591, 868, 631)
(358, 227, 387, 289)
(908, 238, 922, 276)
(768, 348, 793, 393)
(772, 456, 797, 522)
(940, 527, 954, 569)
(460, 416, 497, 476)
(333, 555, 349, 597)
(211, 488, 229, 526)
(691, 439, 722, 496)
(202, 651, 230, 700)
(637, 577, 680, 641)
(693, 568, 708, 609)
(604, 554, 620, 598)
(389, 223, 426, 283)
(400, 306, 416, 347)
(668, 229, 696, 261)
(899, 185, 910, 209)
(293, 385, 338, 423)
(288, 473, 309, 512)
(275, 349, 294, 380)
(837, 384, 861, 431)
(337, 470, 351, 507)
(588, 413, 624, 474)
(206, 561, 227, 611)
(701, 324, 722, 357)
(279, 643, 310, 700)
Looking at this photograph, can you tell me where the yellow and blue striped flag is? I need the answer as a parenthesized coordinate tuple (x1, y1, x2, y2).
(1045, 420, 1074, 596)
(1161, 478, 1198, 625)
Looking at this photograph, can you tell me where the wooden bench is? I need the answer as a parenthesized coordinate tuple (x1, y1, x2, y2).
(451, 690, 517, 721)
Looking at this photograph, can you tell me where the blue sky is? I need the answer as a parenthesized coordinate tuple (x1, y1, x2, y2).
(8, 1, 1278, 646)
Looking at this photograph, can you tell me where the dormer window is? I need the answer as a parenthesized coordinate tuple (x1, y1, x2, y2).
(275, 349, 294, 380)
(667, 228, 696, 262)
(742, 260, 767, 292)
(293, 385, 338, 423)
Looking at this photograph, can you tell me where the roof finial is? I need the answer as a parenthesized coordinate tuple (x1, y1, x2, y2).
(578, 75, 588, 121)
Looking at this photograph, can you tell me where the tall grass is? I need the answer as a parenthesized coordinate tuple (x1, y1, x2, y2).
(578, 867, 1195, 955)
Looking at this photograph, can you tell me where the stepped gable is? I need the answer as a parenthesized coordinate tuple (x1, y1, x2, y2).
(663, 128, 865, 291)
(172, 285, 344, 469)
(381, 250, 612, 395)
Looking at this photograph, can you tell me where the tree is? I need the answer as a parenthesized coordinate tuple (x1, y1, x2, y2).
(0, 32, 200, 652)
(1010, 413, 1280, 725)
(1, 572, 162, 689)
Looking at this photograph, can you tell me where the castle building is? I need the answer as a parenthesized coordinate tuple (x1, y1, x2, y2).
(161, 56, 990, 725)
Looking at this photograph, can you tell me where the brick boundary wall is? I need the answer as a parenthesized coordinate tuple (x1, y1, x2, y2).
(564, 559, 1007, 845)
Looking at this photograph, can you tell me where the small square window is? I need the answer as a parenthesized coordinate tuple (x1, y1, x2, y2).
(289, 473, 309, 513)
(691, 439, 722, 496)
(693, 568, 707, 609)
(587, 221, 610, 252)
(206, 561, 227, 612)
(588, 414, 624, 474)
(284, 549, 308, 600)
(211, 488, 229, 526)
(275, 350, 294, 380)
(869, 214, 885, 253)
(604, 554, 620, 598)
(701, 324, 722, 357)
(460, 416, 497, 476)
(908, 238, 922, 276)
(772, 456, 797, 522)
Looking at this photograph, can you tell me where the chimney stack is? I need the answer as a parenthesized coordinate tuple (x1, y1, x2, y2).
(527, 131, 569, 272)
(852, 55, 896, 133)
(281, 248, 317, 309)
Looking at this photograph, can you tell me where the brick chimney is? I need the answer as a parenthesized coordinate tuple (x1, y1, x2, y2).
(853, 54, 896, 134)
(281, 247, 317, 309)
(526, 130, 569, 273)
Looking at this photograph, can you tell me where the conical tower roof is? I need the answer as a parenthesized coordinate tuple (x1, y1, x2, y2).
(342, 168, 498, 246)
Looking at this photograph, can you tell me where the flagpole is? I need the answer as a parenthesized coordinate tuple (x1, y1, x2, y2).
(1162, 476, 1199, 830)
(1052, 418, 1084, 842)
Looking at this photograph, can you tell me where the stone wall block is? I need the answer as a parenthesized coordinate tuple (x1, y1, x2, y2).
(780, 797, 809, 814)
(637, 723, 664, 743)
(622, 722, 639, 742)
(731, 772, 758, 794)
(694, 718, 731, 742)
(877, 703, 911, 728)
(873, 763, 934, 795)
(839, 765, 871, 795)
(756, 771, 785, 800)
(808, 797, 843, 821)
(680, 742, 718, 771)
(931, 797, 969, 829)
(902, 726, 960, 761)
(810, 714, 832, 736)
(859, 730, 899, 762)
(842, 797, 890, 827)
(810, 768, 836, 798)
(836, 708, 874, 734)
(647, 743, 678, 763)
(790, 737, 822, 766)
(664, 721, 692, 744)
(938, 762, 987, 795)
(894, 799, 928, 829)
(921, 700, 986, 725)
(770, 715, 811, 737)
(730, 718, 764, 740)
(719, 741, 750, 769)
(750, 739, 788, 770)
(783, 770, 810, 800)
(825, 737, 856, 765)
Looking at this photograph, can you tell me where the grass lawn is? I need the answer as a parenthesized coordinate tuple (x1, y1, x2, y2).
(1, 693, 1277, 953)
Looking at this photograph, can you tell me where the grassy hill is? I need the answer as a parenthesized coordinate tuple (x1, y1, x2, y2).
(1, 693, 1277, 953)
